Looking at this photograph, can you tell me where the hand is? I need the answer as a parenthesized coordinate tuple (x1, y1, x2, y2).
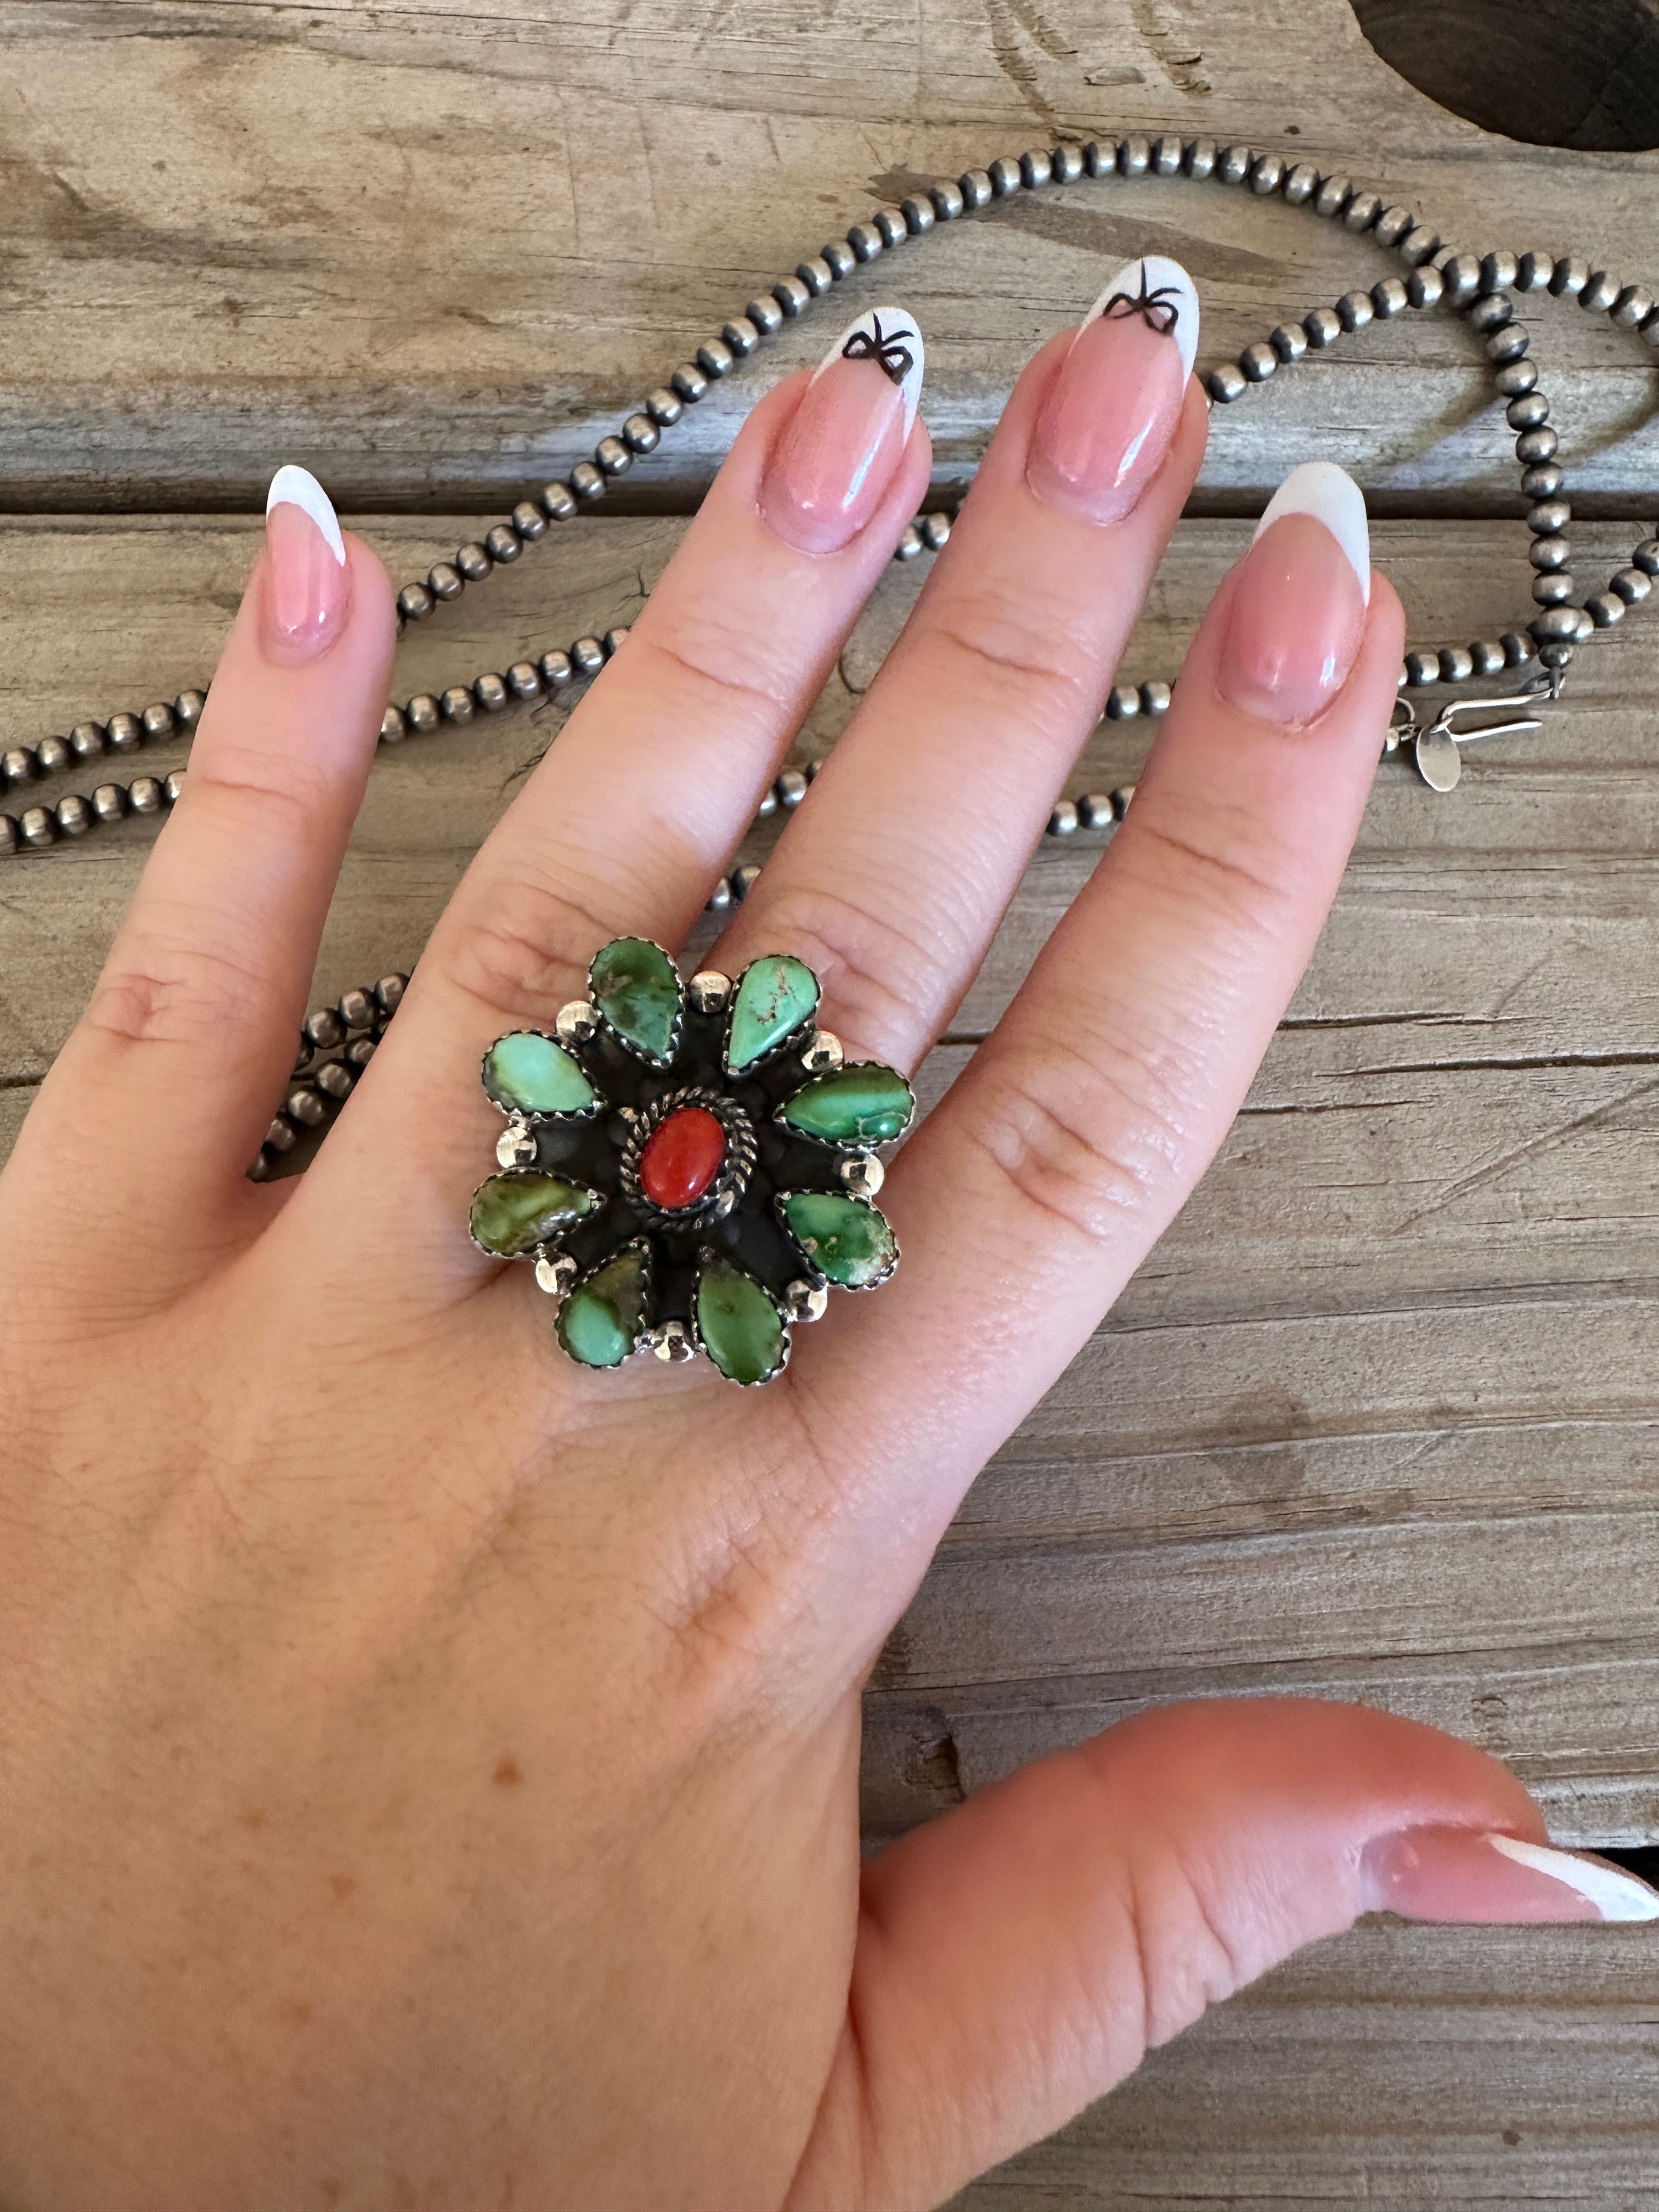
(2, 269, 1650, 2212)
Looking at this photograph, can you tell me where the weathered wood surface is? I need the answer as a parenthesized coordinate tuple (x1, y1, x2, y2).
(5, 1, 1659, 2202)
(0, 0, 1657, 511)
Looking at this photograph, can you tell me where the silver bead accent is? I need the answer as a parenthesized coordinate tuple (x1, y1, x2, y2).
(669, 365, 709, 402)
(1271, 322, 1309, 363)
(1141, 680, 1172, 716)
(128, 775, 163, 814)
(485, 522, 524, 560)
(1507, 393, 1550, 432)
(1374, 204, 1415, 247)
(440, 685, 475, 723)
(92, 781, 126, 822)
(1399, 225, 1441, 267)
(540, 650, 573, 690)
(513, 498, 550, 538)
(776, 767, 809, 809)
(1470, 638, 1507, 678)
(1019, 149, 1052, 187)
(1530, 607, 1582, 644)
(18, 804, 52, 848)
(847, 222, 883, 261)
(1634, 540, 1659, 575)
(958, 169, 994, 207)
(1118, 135, 1151, 178)
(1110, 785, 1136, 817)
(1615, 285, 1655, 330)
(1516, 427, 1559, 466)
(315, 1059, 353, 1102)
(929, 180, 966, 221)
(1480, 250, 1519, 293)
(55, 793, 92, 837)
(1052, 143, 1085, 183)
(1048, 799, 1080, 836)
(1468, 292, 1513, 332)
(1207, 363, 1248, 404)
(839, 1152, 884, 1199)
(644, 388, 685, 425)
(1581, 269, 1621, 314)
(1528, 537, 1569, 573)
(1240, 341, 1277, 381)
(162, 770, 186, 807)
(651, 1319, 695, 1363)
(706, 876, 732, 913)
(1442, 253, 1482, 305)
(1516, 250, 1554, 292)
(1217, 143, 1252, 187)
(141, 702, 176, 740)
(782, 1280, 830, 1325)
(534, 1250, 579, 1297)
(1077, 793, 1115, 829)
(989, 155, 1022, 196)
(772, 278, 811, 318)
(1304, 307, 1343, 348)
(428, 561, 464, 600)
(1283, 162, 1319, 205)
(572, 636, 605, 676)
(405, 693, 439, 733)
(506, 662, 543, 701)
(1532, 572, 1575, 606)
(1404, 650, 1440, 687)
(1550, 256, 1590, 297)
(338, 986, 373, 1029)
(473, 672, 509, 713)
(802, 1029, 844, 1073)
(1249, 153, 1285, 195)
(70, 721, 108, 757)
(176, 691, 206, 730)
(456, 541, 492, 580)
(747, 295, 787, 341)
(36, 734, 70, 774)
(1343, 189, 1382, 232)
(286, 1087, 326, 1130)
(1183, 137, 1217, 179)
(556, 998, 599, 1044)
(305, 1005, 345, 1050)
(1502, 631, 1534, 666)
(688, 969, 731, 1014)
(107, 712, 143, 752)
(2, 747, 36, 784)
(1313, 172, 1351, 216)
(895, 522, 924, 560)
(1371, 277, 1409, 319)
(1496, 359, 1538, 397)
(398, 582, 433, 621)
(1438, 645, 1475, 684)
(540, 482, 579, 520)
(1521, 462, 1565, 501)
(920, 511, 951, 550)
(1105, 684, 1141, 721)
(794, 258, 835, 296)
(497, 1118, 538, 1169)
(732, 861, 762, 901)
(873, 206, 907, 245)
(1587, 591, 1624, 627)
(375, 974, 407, 1015)
(1528, 499, 1570, 536)
(265, 1117, 297, 1154)
(1407, 264, 1445, 310)
(1611, 568, 1653, 605)
(1337, 289, 1375, 334)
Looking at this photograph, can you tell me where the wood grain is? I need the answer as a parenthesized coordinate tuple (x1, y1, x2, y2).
(0, 0, 1655, 511)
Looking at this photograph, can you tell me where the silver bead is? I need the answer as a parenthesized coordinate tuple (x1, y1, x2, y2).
(1284, 161, 1319, 204)
(1404, 650, 1440, 687)
(1442, 253, 1482, 305)
(1581, 269, 1621, 314)
(397, 584, 432, 630)
(375, 973, 407, 1015)
(847, 221, 883, 261)
(286, 1087, 327, 1130)
(1105, 684, 1141, 721)
(1313, 172, 1351, 216)
(651, 1319, 694, 1364)
(1496, 359, 1538, 397)
(1337, 290, 1375, 332)
(128, 775, 163, 814)
(989, 155, 1022, 196)
(473, 672, 509, 713)
(265, 1118, 297, 1155)
(496, 1118, 537, 1169)
(440, 685, 474, 723)
(706, 876, 732, 913)
(775, 767, 808, 809)
(456, 541, 492, 580)
(1480, 251, 1519, 293)
(92, 781, 126, 822)
(821, 240, 858, 280)
(1372, 277, 1409, 319)
(1210, 143, 1247, 185)
(428, 561, 464, 600)
(18, 804, 52, 848)
(70, 721, 107, 758)
(1438, 645, 1475, 684)
(1502, 631, 1534, 666)
(34, 734, 68, 775)
(175, 690, 206, 730)
(1635, 540, 1659, 575)
(1207, 363, 1248, 403)
(802, 1029, 844, 1072)
(604, 626, 628, 657)
(0, 815, 17, 856)
(1118, 135, 1150, 178)
(688, 969, 731, 1015)
(873, 206, 907, 245)
(1533, 572, 1575, 605)
(1047, 799, 1080, 836)
(1374, 204, 1415, 247)
(1507, 393, 1549, 432)
(1343, 189, 1383, 231)
(929, 180, 966, 220)
(644, 388, 685, 425)
(1407, 264, 1445, 310)
(1077, 793, 1115, 829)
(1150, 135, 1183, 178)
(316, 1059, 354, 1102)
(771, 277, 811, 318)
(162, 770, 186, 806)
(895, 523, 924, 560)
(1488, 319, 1532, 359)
(957, 168, 994, 207)
(346, 1036, 375, 1070)
(55, 793, 92, 837)
(920, 511, 951, 550)
(1587, 591, 1624, 627)
(141, 702, 176, 740)
(1614, 284, 1655, 330)
(1516, 251, 1554, 292)
(540, 481, 578, 520)
(506, 661, 543, 701)
(1468, 292, 1513, 332)
(732, 861, 762, 901)
(2, 748, 36, 784)
(747, 295, 786, 340)
(781, 1279, 829, 1324)
(1018, 148, 1052, 187)
(1183, 137, 1217, 179)
(534, 1250, 579, 1297)
(1271, 322, 1309, 363)
(839, 1152, 884, 1199)
(1528, 499, 1571, 535)
(539, 650, 573, 690)
(1516, 427, 1559, 465)
(556, 998, 599, 1045)
(755, 786, 777, 819)
(1612, 568, 1653, 604)
(1550, 256, 1590, 297)
(405, 693, 440, 733)
(1399, 225, 1441, 267)
(1240, 341, 1277, 382)
(1111, 785, 1137, 816)
(1141, 680, 1172, 716)
(571, 460, 607, 500)
(1249, 153, 1285, 195)
(572, 636, 605, 676)
(1304, 307, 1343, 348)
(513, 498, 550, 537)
(1528, 538, 1570, 574)
(1470, 638, 1507, 677)
(1051, 143, 1085, 183)
(338, 986, 373, 1030)
(485, 522, 523, 560)
(106, 712, 143, 752)
(1082, 140, 1118, 179)
(794, 257, 835, 294)
(1530, 607, 1581, 644)
(305, 1005, 345, 1049)
(669, 364, 709, 402)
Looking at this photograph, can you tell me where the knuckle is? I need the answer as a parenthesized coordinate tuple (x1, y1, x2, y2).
(912, 583, 1100, 723)
(86, 938, 266, 1052)
(1121, 803, 1300, 933)
(632, 611, 797, 727)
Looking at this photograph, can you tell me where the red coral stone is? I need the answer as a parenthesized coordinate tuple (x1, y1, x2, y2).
(639, 1105, 726, 1211)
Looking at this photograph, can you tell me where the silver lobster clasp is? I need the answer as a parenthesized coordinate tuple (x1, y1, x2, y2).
(1390, 682, 1550, 793)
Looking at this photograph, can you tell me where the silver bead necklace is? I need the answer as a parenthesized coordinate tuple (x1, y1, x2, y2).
(7, 132, 1658, 1176)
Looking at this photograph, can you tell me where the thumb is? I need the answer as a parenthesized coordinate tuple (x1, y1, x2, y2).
(788, 1699, 1659, 2212)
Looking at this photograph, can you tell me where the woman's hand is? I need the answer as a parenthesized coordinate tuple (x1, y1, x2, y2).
(1, 267, 1649, 2212)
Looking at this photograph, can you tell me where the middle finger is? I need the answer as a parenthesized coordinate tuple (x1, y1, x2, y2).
(709, 257, 1209, 1075)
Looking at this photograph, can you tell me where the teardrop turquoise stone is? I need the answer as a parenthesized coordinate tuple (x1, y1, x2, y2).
(696, 1257, 786, 1385)
(725, 953, 820, 1073)
(469, 1172, 600, 1257)
(589, 938, 682, 1065)
(780, 1190, 898, 1288)
(782, 1062, 915, 1147)
(558, 1243, 651, 1368)
(482, 1031, 596, 1117)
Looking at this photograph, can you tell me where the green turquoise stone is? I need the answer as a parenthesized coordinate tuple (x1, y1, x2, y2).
(725, 953, 820, 1073)
(696, 1258, 786, 1386)
(780, 1190, 898, 1288)
(558, 1243, 651, 1369)
(482, 1031, 596, 1118)
(590, 938, 682, 1065)
(782, 1062, 915, 1147)
(470, 1172, 600, 1257)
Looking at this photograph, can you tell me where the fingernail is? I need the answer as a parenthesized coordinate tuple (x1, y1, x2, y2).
(264, 464, 349, 661)
(760, 307, 924, 556)
(1216, 461, 1370, 726)
(1026, 256, 1198, 527)
(1362, 1826, 1659, 1925)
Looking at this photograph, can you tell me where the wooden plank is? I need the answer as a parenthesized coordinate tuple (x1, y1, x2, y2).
(0, 1, 1655, 510)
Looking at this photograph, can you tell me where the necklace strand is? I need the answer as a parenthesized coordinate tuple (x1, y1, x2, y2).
(8, 132, 1659, 1176)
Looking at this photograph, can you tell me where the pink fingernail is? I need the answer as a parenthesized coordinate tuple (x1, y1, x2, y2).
(1216, 463, 1370, 726)
(760, 307, 924, 555)
(263, 465, 349, 662)
(1362, 1826, 1659, 1924)
(1026, 256, 1198, 527)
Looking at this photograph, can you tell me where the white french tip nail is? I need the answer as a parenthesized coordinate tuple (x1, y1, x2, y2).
(266, 464, 346, 567)
(1255, 460, 1371, 605)
(1489, 1835, 1659, 1922)
(814, 306, 926, 438)
(1081, 256, 1200, 381)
